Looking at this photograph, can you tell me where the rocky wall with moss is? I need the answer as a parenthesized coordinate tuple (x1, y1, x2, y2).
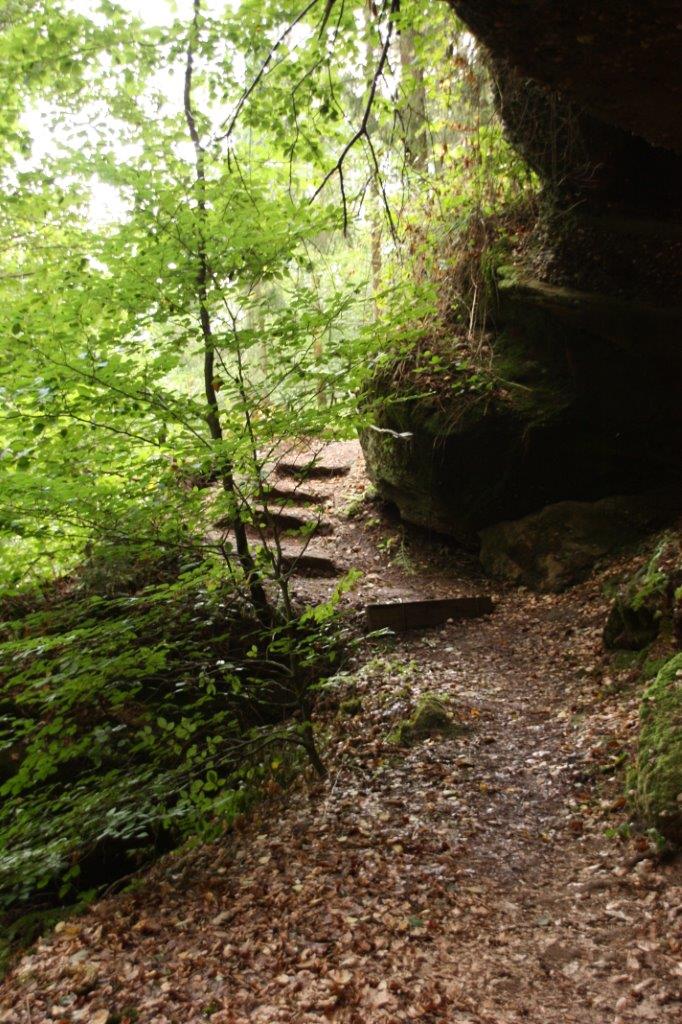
(363, 273, 682, 545)
(364, 3, 682, 581)
(605, 534, 682, 651)
(631, 654, 682, 846)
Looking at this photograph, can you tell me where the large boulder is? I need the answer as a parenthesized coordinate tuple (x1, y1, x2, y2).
(478, 495, 678, 593)
(362, 277, 682, 543)
(361, 357, 572, 543)
(604, 534, 682, 650)
(632, 654, 682, 846)
(364, 3, 682, 550)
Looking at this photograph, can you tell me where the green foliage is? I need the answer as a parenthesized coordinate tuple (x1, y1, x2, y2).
(338, 696, 363, 717)
(631, 653, 682, 846)
(604, 533, 682, 651)
(603, 821, 633, 842)
(0, 556, 346, 913)
(360, 25, 539, 423)
(0, 0, 382, 585)
(0, 0, 535, 582)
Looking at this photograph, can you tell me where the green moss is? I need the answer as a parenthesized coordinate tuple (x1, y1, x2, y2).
(602, 578, 622, 599)
(610, 649, 647, 673)
(388, 694, 466, 746)
(604, 536, 681, 650)
(631, 571, 667, 612)
(338, 697, 363, 717)
(341, 487, 376, 520)
(642, 656, 671, 681)
(632, 653, 682, 846)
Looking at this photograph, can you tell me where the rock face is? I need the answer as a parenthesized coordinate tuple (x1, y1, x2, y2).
(443, 2, 682, 298)
(479, 497, 678, 594)
(363, 281, 682, 544)
(632, 654, 682, 846)
(363, 2, 682, 581)
(446, 2, 682, 153)
(361, 360, 573, 543)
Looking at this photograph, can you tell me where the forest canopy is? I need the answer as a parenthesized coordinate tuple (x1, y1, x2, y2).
(0, 0, 532, 583)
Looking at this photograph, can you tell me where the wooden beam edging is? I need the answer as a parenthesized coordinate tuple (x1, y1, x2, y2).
(365, 596, 495, 631)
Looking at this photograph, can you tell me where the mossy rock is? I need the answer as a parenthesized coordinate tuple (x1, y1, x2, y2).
(362, 271, 682, 542)
(642, 655, 674, 682)
(479, 494, 675, 593)
(609, 650, 647, 673)
(632, 653, 682, 845)
(361, 336, 574, 543)
(389, 695, 466, 746)
(605, 534, 682, 650)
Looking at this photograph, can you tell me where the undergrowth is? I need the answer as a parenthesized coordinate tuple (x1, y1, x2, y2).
(369, 203, 536, 423)
(366, 109, 540, 427)
(0, 552, 351, 967)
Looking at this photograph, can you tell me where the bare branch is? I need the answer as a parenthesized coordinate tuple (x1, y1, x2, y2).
(317, 0, 338, 37)
(214, 0, 321, 146)
(310, 0, 398, 233)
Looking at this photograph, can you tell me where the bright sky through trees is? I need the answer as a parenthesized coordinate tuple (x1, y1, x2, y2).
(68, 0, 193, 26)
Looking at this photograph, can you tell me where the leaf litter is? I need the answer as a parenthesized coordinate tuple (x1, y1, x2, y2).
(0, 443, 680, 1023)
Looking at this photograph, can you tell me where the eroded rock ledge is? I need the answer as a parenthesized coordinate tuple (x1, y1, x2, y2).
(363, 277, 682, 544)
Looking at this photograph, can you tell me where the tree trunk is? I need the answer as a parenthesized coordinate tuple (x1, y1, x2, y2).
(398, 25, 429, 172)
(183, 0, 269, 620)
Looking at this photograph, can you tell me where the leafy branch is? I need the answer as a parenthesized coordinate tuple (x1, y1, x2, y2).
(311, 0, 399, 234)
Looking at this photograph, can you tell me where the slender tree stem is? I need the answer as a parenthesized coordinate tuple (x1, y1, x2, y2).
(183, 0, 269, 619)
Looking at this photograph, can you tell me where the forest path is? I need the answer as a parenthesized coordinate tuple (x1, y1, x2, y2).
(1, 442, 681, 1024)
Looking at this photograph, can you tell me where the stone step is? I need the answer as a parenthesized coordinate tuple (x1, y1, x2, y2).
(252, 508, 333, 537)
(261, 484, 326, 506)
(215, 508, 332, 537)
(278, 551, 340, 578)
(365, 596, 495, 631)
(275, 459, 351, 481)
(267, 438, 358, 482)
(207, 523, 340, 578)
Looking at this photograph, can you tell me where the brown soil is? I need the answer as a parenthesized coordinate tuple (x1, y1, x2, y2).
(1, 442, 680, 1024)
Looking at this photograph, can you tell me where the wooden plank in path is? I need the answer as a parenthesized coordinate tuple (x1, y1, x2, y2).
(365, 596, 495, 631)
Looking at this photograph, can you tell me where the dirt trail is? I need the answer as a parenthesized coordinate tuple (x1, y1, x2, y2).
(1, 443, 680, 1024)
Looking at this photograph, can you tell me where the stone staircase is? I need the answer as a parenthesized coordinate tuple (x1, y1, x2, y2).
(210, 441, 357, 583)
